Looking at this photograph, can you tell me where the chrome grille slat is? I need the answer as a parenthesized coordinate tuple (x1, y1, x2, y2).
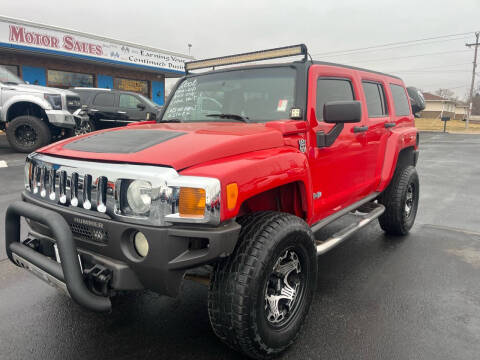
(48, 169, 56, 200)
(70, 172, 79, 207)
(96, 176, 107, 213)
(83, 174, 92, 210)
(39, 167, 47, 198)
(59, 170, 67, 204)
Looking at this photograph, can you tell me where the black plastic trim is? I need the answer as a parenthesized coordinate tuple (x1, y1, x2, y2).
(5, 201, 111, 312)
(353, 125, 369, 133)
(414, 150, 419, 167)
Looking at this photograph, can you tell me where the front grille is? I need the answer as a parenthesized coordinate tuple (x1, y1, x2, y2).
(71, 223, 109, 244)
(66, 95, 81, 113)
(25, 153, 179, 226)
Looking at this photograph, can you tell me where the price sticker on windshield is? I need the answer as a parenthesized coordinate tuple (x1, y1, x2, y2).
(277, 99, 288, 112)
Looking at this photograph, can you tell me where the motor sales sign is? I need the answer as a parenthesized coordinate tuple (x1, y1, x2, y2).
(0, 18, 191, 73)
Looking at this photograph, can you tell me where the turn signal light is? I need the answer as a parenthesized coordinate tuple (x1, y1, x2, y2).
(226, 183, 238, 210)
(179, 187, 206, 217)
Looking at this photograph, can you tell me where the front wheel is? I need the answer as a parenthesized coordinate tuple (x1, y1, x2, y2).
(6, 115, 51, 153)
(74, 118, 95, 136)
(208, 212, 317, 359)
(378, 165, 419, 235)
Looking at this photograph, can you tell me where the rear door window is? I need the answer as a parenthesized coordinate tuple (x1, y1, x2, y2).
(316, 78, 354, 120)
(362, 81, 388, 117)
(93, 93, 115, 107)
(389, 84, 410, 116)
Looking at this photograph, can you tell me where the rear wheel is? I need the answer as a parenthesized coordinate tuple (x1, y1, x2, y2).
(6, 115, 51, 153)
(208, 212, 317, 359)
(378, 165, 419, 235)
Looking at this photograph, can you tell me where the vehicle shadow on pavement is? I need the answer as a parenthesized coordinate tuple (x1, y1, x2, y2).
(1, 223, 480, 360)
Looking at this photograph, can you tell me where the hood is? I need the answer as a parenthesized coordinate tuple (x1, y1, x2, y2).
(10, 83, 77, 96)
(38, 122, 289, 170)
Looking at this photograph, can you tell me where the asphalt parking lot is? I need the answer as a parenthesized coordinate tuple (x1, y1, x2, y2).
(0, 132, 479, 360)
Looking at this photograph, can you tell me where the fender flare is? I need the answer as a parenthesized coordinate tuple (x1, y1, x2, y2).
(377, 127, 417, 192)
(1, 95, 51, 122)
(179, 147, 314, 222)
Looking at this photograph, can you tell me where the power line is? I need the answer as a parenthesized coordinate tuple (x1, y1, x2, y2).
(385, 62, 472, 72)
(313, 36, 471, 58)
(322, 49, 472, 66)
(311, 31, 477, 57)
(395, 70, 471, 74)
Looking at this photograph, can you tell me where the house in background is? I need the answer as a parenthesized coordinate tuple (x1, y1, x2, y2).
(420, 92, 456, 119)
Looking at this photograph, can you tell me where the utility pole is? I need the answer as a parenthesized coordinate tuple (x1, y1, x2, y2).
(465, 32, 480, 129)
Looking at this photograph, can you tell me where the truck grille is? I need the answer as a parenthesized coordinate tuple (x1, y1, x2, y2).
(70, 222, 109, 244)
(25, 153, 179, 226)
(66, 95, 81, 113)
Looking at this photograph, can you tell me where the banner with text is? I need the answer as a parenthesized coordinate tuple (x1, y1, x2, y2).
(0, 18, 190, 74)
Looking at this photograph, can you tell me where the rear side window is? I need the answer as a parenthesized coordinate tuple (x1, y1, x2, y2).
(316, 78, 354, 120)
(362, 81, 388, 117)
(93, 93, 115, 107)
(389, 84, 410, 116)
(119, 94, 142, 109)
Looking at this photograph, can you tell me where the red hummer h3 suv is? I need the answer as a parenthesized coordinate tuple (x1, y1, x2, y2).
(5, 45, 425, 359)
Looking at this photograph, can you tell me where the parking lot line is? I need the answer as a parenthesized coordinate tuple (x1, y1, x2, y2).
(0, 160, 7, 168)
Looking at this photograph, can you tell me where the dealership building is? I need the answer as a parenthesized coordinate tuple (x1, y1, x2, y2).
(0, 16, 192, 105)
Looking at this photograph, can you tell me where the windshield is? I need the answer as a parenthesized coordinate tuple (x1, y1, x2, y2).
(0, 66, 24, 85)
(162, 67, 296, 122)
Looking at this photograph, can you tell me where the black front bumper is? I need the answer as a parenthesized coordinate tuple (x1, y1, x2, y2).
(5, 194, 241, 312)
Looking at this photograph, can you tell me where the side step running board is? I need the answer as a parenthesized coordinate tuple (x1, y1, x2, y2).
(316, 202, 385, 255)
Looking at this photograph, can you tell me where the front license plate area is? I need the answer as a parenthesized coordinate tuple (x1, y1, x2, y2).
(53, 244, 84, 273)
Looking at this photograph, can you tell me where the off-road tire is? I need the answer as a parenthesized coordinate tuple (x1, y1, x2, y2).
(378, 165, 419, 235)
(208, 212, 317, 359)
(6, 115, 51, 153)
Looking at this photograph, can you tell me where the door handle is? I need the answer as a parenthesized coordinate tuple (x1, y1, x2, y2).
(117, 111, 127, 114)
(353, 125, 368, 133)
(384, 122, 396, 128)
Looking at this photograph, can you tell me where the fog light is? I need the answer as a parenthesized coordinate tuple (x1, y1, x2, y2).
(133, 231, 149, 257)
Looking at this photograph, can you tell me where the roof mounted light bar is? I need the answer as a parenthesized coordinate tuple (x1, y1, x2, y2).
(185, 44, 307, 73)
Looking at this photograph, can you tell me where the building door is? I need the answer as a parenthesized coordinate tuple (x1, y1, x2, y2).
(97, 74, 113, 89)
(22, 66, 46, 86)
(152, 80, 164, 105)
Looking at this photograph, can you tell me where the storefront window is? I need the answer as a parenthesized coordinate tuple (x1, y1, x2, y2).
(114, 77, 149, 96)
(47, 70, 94, 88)
(1, 65, 19, 76)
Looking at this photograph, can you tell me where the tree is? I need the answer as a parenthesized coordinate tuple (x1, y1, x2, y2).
(435, 88, 457, 100)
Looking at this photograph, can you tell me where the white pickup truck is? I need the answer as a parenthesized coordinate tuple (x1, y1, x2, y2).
(0, 66, 81, 152)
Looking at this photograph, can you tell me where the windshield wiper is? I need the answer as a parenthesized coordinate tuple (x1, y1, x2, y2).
(206, 113, 249, 122)
(4, 81, 19, 85)
(158, 118, 182, 123)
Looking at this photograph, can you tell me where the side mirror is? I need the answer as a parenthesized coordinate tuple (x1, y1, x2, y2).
(317, 101, 362, 149)
(137, 103, 146, 110)
(323, 100, 362, 123)
(407, 87, 425, 115)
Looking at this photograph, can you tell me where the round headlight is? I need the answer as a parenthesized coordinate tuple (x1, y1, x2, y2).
(133, 231, 149, 257)
(126, 180, 152, 214)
